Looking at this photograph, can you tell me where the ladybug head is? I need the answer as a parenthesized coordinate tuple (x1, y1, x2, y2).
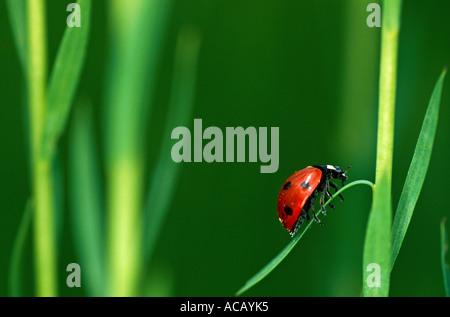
(327, 165, 350, 185)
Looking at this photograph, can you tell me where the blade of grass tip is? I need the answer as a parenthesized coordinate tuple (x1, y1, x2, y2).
(391, 69, 446, 269)
(143, 26, 202, 265)
(441, 218, 450, 297)
(236, 180, 374, 296)
(105, 0, 172, 297)
(69, 103, 106, 297)
(42, 0, 91, 158)
(8, 200, 33, 297)
(362, 0, 402, 297)
(6, 0, 27, 71)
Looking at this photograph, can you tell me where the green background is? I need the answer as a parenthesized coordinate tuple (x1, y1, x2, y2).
(1, 0, 449, 296)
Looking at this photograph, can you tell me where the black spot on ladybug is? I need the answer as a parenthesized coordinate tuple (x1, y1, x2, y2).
(283, 181, 292, 190)
(284, 206, 293, 216)
(301, 181, 310, 189)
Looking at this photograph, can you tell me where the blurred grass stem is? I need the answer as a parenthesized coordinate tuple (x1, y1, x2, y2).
(106, 0, 171, 296)
(375, 1, 401, 188)
(363, 0, 402, 297)
(27, 0, 57, 297)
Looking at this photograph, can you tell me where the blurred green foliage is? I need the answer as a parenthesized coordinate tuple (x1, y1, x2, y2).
(0, 0, 449, 296)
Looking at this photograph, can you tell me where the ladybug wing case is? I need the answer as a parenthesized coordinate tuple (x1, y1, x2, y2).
(277, 167, 322, 234)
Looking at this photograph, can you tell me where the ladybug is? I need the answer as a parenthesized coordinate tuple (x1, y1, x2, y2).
(277, 165, 350, 236)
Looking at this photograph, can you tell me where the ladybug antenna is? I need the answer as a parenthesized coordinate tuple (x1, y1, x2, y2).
(342, 166, 351, 187)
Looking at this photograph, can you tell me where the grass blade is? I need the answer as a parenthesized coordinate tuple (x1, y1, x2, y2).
(441, 218, 450, 297)
(6, 0, 27, 71)
(69, 103, 106, 297)
(26, 0, 58, 297)
(143, 27, 202, 265)
(391, 70, 446, 268)
(105, 0, 172, 296)
(236, 180, 374, 296)
(42, 0, 91, 157)
(362, 0, 402, 297)
(8, 200, 33, 297)
(362, 176, 391, 296)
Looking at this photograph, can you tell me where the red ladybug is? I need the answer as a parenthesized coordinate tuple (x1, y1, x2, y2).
(277, 165, 350, 236)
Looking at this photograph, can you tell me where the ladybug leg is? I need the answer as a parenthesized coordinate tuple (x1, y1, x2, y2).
(329, 182, 344, 202)
(326, 200, 336, 210)
(326, 189, 333, 198)
(319, 182, 328, 215)
(310, 205, 322, 225)
(325, 189, 336, 210)
(305, 194, 322, 225)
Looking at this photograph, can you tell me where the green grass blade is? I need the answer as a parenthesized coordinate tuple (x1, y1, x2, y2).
(362, 0, 402, 297)
(42, 0, 91, 157)
(69, 103, 106, 297)
(236, 180, 374, 296)
(441, 218, 450, 297)
(143, 27, 202, 265)
(69, 105, 106, 296)
(27, 0, 58, 297)
(362, 176, 391, 297)
(391, 70, 446, 268)
(6, 0, 28, 71)
(105, 0, 172, 297)
(8, 200, 33, 297)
